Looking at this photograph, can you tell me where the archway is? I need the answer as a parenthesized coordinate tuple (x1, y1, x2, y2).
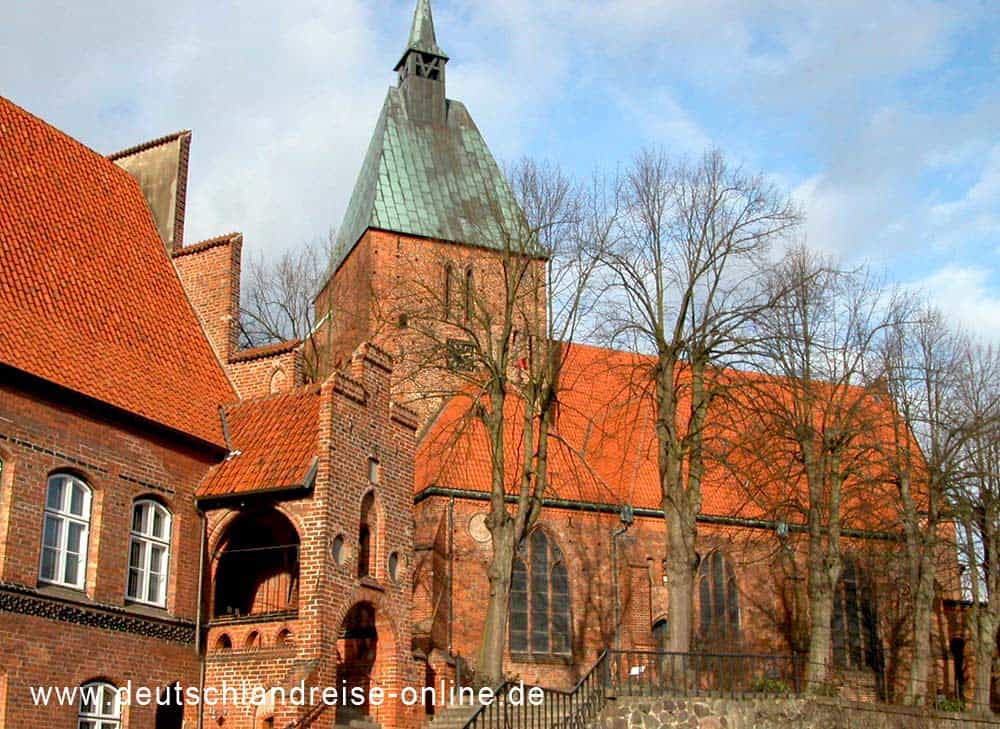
(337, 603, 378, 724)
(213, 509, 300, 619)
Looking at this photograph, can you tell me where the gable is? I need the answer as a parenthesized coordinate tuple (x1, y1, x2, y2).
(0, 97, 236, 447)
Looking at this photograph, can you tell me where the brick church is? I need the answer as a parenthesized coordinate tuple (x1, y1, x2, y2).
(0, 1, 972, 727)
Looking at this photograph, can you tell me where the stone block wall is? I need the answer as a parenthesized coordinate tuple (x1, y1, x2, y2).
(603, 696, 1000, 729)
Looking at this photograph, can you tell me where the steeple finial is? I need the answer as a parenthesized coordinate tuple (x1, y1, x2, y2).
(399, 0, 448, 63)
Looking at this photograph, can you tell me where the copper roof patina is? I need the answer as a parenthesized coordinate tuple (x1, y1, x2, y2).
(331, 0, 528, 275)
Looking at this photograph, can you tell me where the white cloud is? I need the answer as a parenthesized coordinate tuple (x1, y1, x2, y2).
(907, 265, 1000, 342)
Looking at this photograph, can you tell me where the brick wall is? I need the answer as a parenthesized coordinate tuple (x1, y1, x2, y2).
(0, 369, 218, 726)
(314, 229, 547, 424)
(413, 494, 961, 700)
(227, 345, 304, 399)
(172, 233, 242, 363)
(197, 345, 420, 729)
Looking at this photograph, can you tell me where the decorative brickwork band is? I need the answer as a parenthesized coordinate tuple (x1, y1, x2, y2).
(0, 583, 195, 644)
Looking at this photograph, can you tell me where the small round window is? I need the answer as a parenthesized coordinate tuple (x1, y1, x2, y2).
(332, 534, 347, 565)
(388, 551, 400, 583)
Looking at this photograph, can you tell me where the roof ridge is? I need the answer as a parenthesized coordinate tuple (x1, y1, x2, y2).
(107, 129, 192, 161)
(171, 232, 243, 257)
(229, 339, 302, 363)
(224, 383, 322, 409)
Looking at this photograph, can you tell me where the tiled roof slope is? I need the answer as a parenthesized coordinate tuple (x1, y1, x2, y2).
(0, 97, 235, 446)
(416, 343, 910, 529)
(331, 87, 524, 274)
(197, 386, 321, 498)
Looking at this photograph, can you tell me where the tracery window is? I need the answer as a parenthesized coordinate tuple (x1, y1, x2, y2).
(510, 529, 571, 657)
(695, 551, 740, 646)
(832, 558, 878, 670)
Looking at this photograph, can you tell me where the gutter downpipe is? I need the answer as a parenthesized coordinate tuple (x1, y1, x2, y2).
(195, 508, 207, 729)
(447, 496, 460, 687)
(611, 505, 634, 653)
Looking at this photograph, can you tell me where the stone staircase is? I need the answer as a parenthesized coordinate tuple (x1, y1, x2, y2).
(424, 704, 480, 729)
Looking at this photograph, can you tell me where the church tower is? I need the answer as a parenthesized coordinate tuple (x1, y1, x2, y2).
(395, 0, 449, 125)
(313, 0, 544, 419)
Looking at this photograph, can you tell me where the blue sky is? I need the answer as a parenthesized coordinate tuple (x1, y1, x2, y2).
(3, 0, 999, 335)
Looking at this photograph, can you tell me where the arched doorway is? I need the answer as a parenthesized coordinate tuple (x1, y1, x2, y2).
(337, 603, 378, 724)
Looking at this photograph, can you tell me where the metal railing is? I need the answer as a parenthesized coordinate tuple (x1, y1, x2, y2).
(461, 651, 609, 729)
(608, 650, 804, 699)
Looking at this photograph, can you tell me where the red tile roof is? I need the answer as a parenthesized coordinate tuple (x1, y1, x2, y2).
(415, 342, 908, 529)
(197, 386, 321, 498)
(0, 97, 235, 446)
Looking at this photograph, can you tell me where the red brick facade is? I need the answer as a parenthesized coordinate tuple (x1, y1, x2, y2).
(0, 369, 212, 727)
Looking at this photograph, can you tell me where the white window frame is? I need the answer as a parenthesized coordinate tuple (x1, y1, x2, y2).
(39, 473, 91, 590)
(77, 680, 121, 729)
(126, 499, 172, 607)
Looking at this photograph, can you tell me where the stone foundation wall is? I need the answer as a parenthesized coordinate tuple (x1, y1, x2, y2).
(603, 696, 1000, 729)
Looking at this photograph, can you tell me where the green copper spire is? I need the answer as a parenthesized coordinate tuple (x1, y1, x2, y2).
(396, 0, 448, 68)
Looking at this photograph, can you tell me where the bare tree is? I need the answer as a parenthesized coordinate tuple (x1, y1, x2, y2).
(744, 246, 895, 689)
(877, 305, 971, 705)
(952, 343, 1000, 713)
(600, 148, 800, 654)
(238, 230, 335, 381)
(406, 159, 616, 683)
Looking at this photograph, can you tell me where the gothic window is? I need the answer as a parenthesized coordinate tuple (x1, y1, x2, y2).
(463, 268, 474, 320)
(510, 529, 571, 657)
(358, 492, 375, 579)
(77, 680, 121, 729)
(127, 499, 171, 607)
(696, 551, 740, 647)
(653, 619, 669, 652)
(832, 558, 878, 670)
(443, 263, 453, 319)
(40, 473, 91, 589)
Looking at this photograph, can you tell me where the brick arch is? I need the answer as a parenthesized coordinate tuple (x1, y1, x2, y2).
(130, 490, 177, 514)
(206, 501, 304, 558)
(211, 508, 301, 619)
(333, 594, 403, 729)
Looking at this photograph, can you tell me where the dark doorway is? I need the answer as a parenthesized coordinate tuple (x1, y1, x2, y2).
(338, 603, 378, 723)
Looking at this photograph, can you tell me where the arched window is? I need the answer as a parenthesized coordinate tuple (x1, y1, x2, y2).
(463, 268, 474, 320)
(40, 473, 91, 589)
(696, 551, 740, 647)
(653, 619, 669, 652)
(77, 680, 121, 728)
(832, 558, 878, 670)
(510, 529, 571, 657)
(358, 492, 375, 579)
(443, 263, 453, 319)
(127, 499, 171, 607)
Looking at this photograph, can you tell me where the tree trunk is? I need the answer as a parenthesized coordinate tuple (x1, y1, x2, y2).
(972, 621, 993, 714)
(806, 568, 835, 690)
(907, 565, 935, 705)
(664, 504, 696, 652)
(477, 526, 514, 685)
